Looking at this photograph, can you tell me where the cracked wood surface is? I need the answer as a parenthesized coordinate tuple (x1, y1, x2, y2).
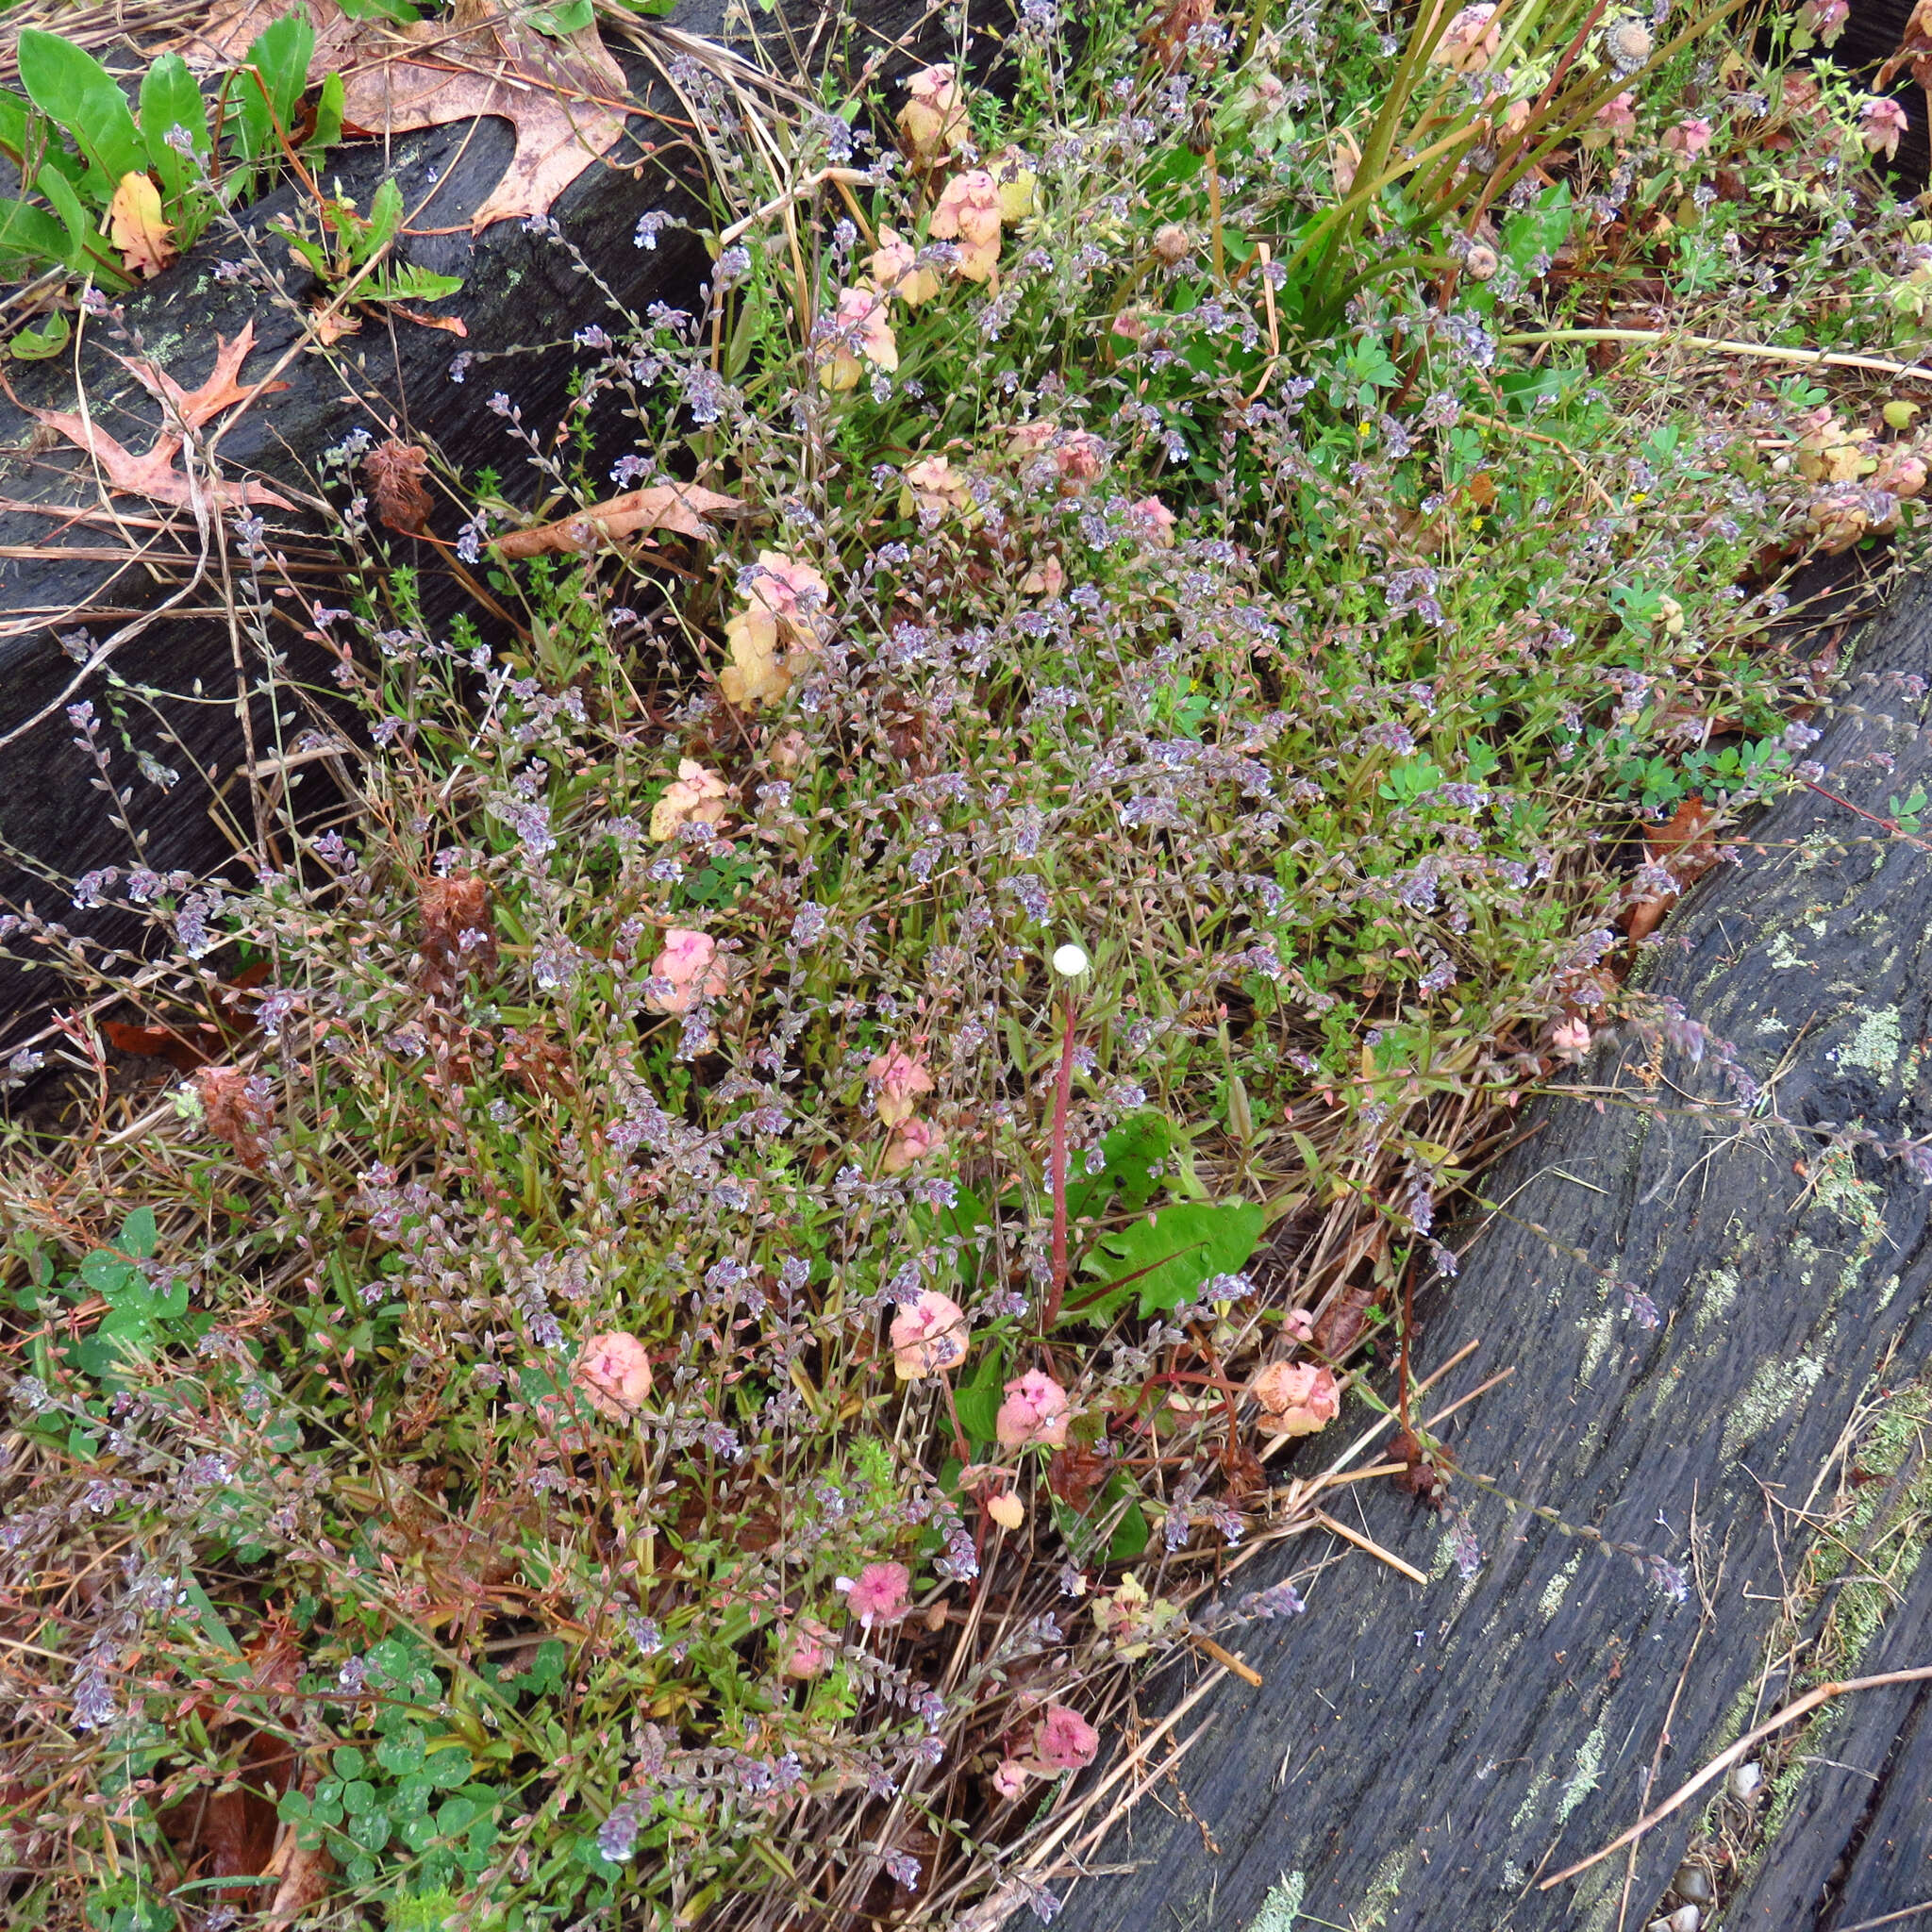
(1050, 591, 1932, 1932)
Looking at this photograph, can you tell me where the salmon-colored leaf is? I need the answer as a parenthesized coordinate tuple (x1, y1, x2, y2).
(115, 320, 290, 430)
(35, 324, 292, 510)
(494, 482, 744, 558)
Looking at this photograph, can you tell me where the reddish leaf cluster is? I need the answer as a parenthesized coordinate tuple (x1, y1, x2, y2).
(417, 872, 498, 997)
(362, 439, 434, 535)
(194, 1067, 272, 1170)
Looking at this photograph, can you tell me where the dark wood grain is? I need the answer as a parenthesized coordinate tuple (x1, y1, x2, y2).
(1048, 590, 1932, 1932)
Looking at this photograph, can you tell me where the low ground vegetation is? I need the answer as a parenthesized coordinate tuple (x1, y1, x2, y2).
(3, 0, 1931, 1925)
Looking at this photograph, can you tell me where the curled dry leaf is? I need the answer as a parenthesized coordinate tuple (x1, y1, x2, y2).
(362, 438, 433, 534)
(418, 871, 498, 995)
(107, 171, 175, 278)
(573, 1330, 654, 1421)
(1626, 793, 1720, 942)
(189, 0, 631, 232)
(495, 482, 743, 559)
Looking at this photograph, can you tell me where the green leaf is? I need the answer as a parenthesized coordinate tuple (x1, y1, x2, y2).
(367, 265, 466, 304)
(336, 0, 422, 17)
(331, 1745, 366, 1779)
(79, 1250, 132, 1296)
(366, 176, 404, 256)
(375, 1726, 426, 1776)
(175, 1578, 244, 1657)
(1065, 1110, 1173, 1223)
(36, 163, 103, 274)
(527, 0, 594, 28)
(139, 54, 209, 207)
(349, 1807, 391, 1851)
(953, 1343, 1006, 1446)
(232, 13, 313, 163)
(1107, 1494, 1151, 1562)
(305, 69, 342, 163)
(1078, 1199, 1267, 1322)
(0, 192, 73, 274)
(15, 29, 144, 194)
(116, 1206, 158, 1261)
(8, 308, 71, 358)
(424, 1747, 472, 1789)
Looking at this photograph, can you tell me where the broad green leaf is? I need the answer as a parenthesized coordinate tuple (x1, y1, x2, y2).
(0, 91, 36, 167)
(233, 13, 313, 163)
(7, 308, 71, 358)
(139, 54, 208, 206)
(1107, 1493, 1150, 1562)
(15, 30, 143, 193)
(0, 200, 72, 278)
(1065, 1110, 1173, 1223)
(953, 1343, 1006, 1446)
(375, 1727, 426, 1776)
(80, 1248, 142, 1298)
(305, 69, 342, 163)
(527, 0, 594, 29)
(1077, 1198, 1267, 1323)
(34, 163, 109, 276)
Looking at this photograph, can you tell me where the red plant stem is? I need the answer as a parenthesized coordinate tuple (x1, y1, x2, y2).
(1044, 994, 1078, 1328)
(1801, 777, 1932, 854)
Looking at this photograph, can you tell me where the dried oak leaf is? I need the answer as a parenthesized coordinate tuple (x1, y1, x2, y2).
(363, 437, 433, 534)
(189, 0, 630, 232)
(1625, 793, 1721, 943)
(195, 1066, 273, 1170)
(107, 170, 175, 278)
(27, 413, 293, 512)
(115, 320, 289, 431)
(27, 323, 292, 511)
(494, 482, 744, 559)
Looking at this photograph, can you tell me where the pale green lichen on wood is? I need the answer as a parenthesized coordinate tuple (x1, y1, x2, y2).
(1840, 1005, 1904, 1077)
(1556, 1721, 1607, 1824)
(1357, 1848, 1410, 1928)
(1722, 1353, 1826, 1460)
(1540, 1551, 1582, 1621)
(1766, 929, 1810, 970)
(1243, 1871, 1306, 1932)
(1510, 1769, 1553, 1836)
(1693, 1257, 1740, 1336)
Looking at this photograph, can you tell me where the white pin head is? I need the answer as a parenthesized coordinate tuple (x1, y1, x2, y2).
(1051, 942, 1090, 978)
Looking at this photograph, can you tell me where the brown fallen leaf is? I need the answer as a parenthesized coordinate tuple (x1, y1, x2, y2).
(114, 321, 289, 431)
(1625, 793, 1722, 942)
(30, 323, 293, 511)
(387, 306, 468, 336)
(107, 171, 175, 278)
(25, 409, 293, 511)
(262, 1827, 332, 1930)
(494, 482, 744, 558)
(189, 0, 630, 231)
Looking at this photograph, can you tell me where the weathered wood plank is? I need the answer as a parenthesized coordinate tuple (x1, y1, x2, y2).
(1048, 589, 1932, 1932)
